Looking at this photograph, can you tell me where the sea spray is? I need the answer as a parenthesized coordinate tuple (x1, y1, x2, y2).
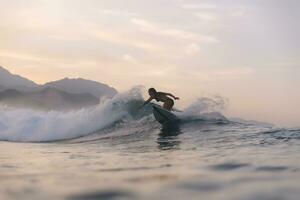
(0, 87, 144, 142)
(178, 95, 228, 122)
(0, 87, 229, 142)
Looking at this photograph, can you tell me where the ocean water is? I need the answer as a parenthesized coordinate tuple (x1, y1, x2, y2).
(0, 88, 299, 200)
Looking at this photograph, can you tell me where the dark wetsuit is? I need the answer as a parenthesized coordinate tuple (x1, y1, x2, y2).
(155, 92, 174, 110)
(143, 91, 177, 111)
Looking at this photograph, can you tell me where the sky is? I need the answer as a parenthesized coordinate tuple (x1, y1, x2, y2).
(0, 0, 299, 126)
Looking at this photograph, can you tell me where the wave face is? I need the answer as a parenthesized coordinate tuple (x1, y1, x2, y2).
(0, 87, 145, 142)
(1, 88, 299, 200)
(0, 87, 240, 142)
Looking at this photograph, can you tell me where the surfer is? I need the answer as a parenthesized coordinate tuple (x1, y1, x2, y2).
(141, 88, 180, 111)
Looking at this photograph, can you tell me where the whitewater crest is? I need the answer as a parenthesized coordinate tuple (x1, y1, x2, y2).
(179, 95, 228, 122)
(0, 87, 144, 142)
(0, 87, 228, 142)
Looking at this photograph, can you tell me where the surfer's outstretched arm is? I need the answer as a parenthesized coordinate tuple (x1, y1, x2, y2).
(141, 97, 153, 108)
(165, 93, 180, 100)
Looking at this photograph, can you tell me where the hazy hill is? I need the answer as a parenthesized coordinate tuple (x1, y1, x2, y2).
(0, 88, 99, 110)
(0, 66, 118, 110)
(44, 78, 117, 98)
(0, 66, 39, 91)
(0, 66, 117, 98)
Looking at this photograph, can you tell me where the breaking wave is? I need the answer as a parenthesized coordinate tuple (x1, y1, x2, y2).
(0, 87, 228, 142)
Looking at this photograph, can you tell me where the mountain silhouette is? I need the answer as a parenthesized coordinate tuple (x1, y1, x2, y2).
(44, 78, 117, 98)
(0, 66, 118, 110)
(0, 66, 39, 91)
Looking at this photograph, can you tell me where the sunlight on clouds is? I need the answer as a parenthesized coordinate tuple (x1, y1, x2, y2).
(174, 67, 255, 82)
(130, 18, 157, 32)
(211, 67, 255, 80)
(92, 29, 162, 52)
(0, 51, 54, 62)
(231, 11, 245, 17)
(99, 9, 138, 17)
(182, 3, 217, 10)
(0, 0, 299, 126)
(122, 54, 138, 63)
(185, 43, 201, 55)
(194, 13, 218, 21)
(131, 18, 219, 43)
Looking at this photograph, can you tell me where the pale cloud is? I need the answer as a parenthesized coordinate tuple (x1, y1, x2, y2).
(47, 34, 83, 41)
(230, 11, 245, 17)
(185, 43, 201, 55)
(0, 0, 299, 126)
(140, 69, 168, 77)
(211, 67, 255, 79)
(92, 29, 162, 52)
(194, 13, 218, 21)
(122, 54, 138, 63)
(130, 18, 156, 32)
(99, 9, 138, 17)
(177, 67, 255, 82)
(182, 4, 217, 10)
(0, 51, 54, 62)
(76, 60, 98, 67)
(131, 18, 219, 43)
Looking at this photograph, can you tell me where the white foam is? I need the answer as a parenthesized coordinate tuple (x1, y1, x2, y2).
(0, 87, 143, 142)
(0, 87, 229, 142)
(178, 96, 228, 121)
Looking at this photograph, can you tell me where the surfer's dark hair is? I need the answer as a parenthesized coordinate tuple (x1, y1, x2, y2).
(148, 88, 157, 93)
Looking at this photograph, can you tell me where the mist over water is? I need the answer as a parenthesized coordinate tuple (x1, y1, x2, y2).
(0, 87, 299, 200)
(0, 87, 229, 142)
(0, 87, 141, 142)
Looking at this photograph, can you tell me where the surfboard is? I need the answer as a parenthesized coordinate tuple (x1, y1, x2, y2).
(153, 105, 179, 124)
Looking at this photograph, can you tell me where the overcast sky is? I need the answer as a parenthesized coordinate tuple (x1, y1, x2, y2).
(0, 0, 299, 126)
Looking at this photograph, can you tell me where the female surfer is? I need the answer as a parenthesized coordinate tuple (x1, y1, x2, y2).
(141, 88, 180, 111)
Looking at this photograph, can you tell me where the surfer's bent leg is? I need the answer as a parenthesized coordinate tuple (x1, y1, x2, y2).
(163, 99, 174, 110)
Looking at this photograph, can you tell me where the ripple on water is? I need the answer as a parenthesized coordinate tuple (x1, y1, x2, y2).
(97, 164, 172, 172)
(210, 162, 251, 171)
(0, 165, 17, 169)
(127, 174, 178, 183)
(179, 181, 222, 192)
(255, 166, 288, 172)
(68, 190, 133, 200)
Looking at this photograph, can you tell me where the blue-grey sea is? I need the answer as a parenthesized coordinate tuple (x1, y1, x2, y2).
(0, 90, 299, 200)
